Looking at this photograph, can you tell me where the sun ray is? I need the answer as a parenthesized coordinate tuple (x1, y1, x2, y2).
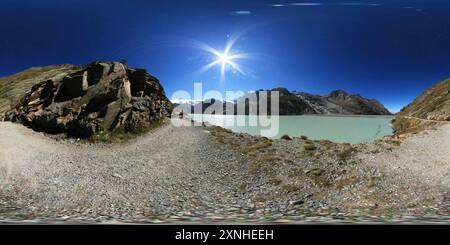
(193, 41, 220, 56)
(227, 53, 252, 60)
(197, 59, 221, 74)
(227, 60, 245, 75)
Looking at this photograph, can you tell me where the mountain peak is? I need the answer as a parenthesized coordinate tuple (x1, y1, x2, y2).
(329, 89, 349, 98)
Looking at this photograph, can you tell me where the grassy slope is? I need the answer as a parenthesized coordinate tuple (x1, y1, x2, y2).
(0, 65, 78, 114)
(399, 78, 450, 120)
(392, 78, 450, 134)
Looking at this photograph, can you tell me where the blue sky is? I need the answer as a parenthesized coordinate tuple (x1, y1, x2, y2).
(1, 0, 450, 112)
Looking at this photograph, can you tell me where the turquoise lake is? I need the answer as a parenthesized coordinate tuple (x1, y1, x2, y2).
(190, 114, 394, 144)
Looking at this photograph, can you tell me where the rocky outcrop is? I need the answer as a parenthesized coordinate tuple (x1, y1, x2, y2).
(0, 64, 78, 115)
(392, 78, 450, 134)
(4, 61, 172, 138)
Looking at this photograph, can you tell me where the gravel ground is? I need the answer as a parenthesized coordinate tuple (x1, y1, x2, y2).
(0, 119, 245, 222)
(0, 119, 448, 223)
(361, 123, 450, 188)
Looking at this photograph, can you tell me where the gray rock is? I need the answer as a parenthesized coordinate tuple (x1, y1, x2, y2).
(6, 61, 172, 138)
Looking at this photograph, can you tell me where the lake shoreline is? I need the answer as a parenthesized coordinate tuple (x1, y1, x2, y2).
(203, 121, 449, 220)
(189, 114, 394, 144)
(189, 113, 396, 118)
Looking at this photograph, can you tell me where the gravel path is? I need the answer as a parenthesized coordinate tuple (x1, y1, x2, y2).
(0, 120, 246, 221)
(360, 123, 450, 188)
(0, 120, 448, 223)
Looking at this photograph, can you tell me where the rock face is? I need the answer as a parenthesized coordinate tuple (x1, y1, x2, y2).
(0, 64, 78, 115)
(256, 88, 319, 115)
(177, 88, 391, 115)
(4, 61, 172, 138)
(392, 78, 450, 134)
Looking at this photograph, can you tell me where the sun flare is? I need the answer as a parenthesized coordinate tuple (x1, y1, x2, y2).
(194, 35, 252, 82)
(217, 52, 231, 66)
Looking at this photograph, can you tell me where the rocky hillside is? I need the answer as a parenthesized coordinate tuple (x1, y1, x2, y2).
(177, 88, 391, 115)
(392, 78, 450, 134)
(2, 61, 172, 138)
(294, 89, 391, 115)
(0, 64, 78, 115)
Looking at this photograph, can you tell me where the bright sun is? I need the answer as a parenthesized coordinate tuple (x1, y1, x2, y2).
(194, 35, 252, 82)
(217, 52, 231, 66)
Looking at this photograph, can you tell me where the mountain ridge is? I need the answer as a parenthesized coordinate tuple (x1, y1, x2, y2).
(392, 78, 450, 135)
(174, 87, 392, 116)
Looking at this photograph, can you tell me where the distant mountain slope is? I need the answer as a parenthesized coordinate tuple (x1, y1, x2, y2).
(293, 89, 391, 115)
(0, 64, 78, 114)
(176, 88, 391, 116)
(392, 78, 450, 134)
(238, 88, 320, 115)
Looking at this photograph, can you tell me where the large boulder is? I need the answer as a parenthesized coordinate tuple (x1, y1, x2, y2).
(6, 61, 172, 138)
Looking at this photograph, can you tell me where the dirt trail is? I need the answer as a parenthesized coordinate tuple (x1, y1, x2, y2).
(398, 115, 448, 123)
(0, 120, 242, 220)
